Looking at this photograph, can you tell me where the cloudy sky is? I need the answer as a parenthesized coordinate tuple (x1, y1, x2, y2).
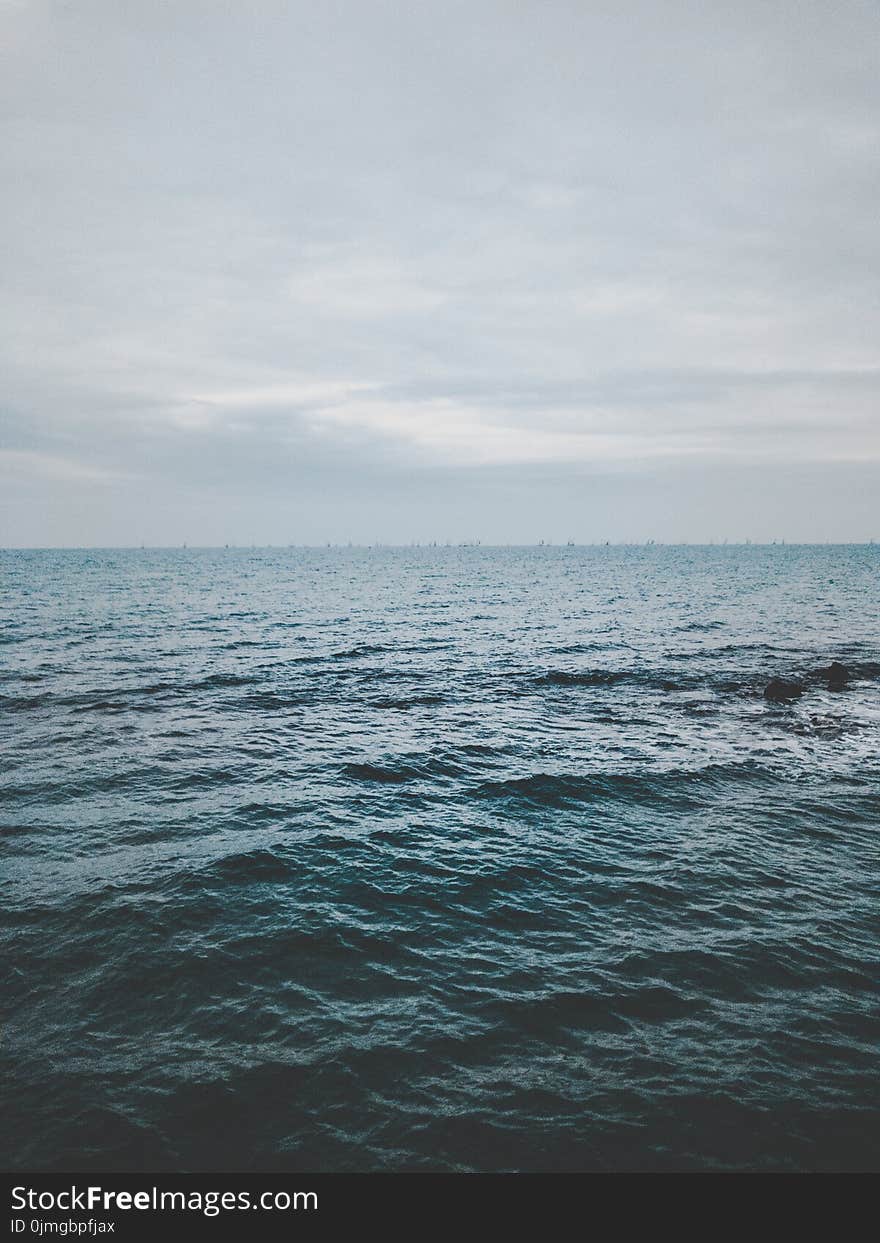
(2, 0, 878, 545)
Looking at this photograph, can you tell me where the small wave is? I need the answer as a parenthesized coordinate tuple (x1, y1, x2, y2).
(72, 701, 133, 713)
(678, 620, 726, 632)
(369, 694, 446, 711)
(535, 667, 750, 695)
(201, 848, 293, 884)
(68, 685, 179, 711)
(155, 848, 296, 896)
(233, 801, 309, 823)
(543, 642, 611, 656)
(194, 672, 263, 689)
(0, 693, 51, 712)
(536, 667, 697, 691)
(537, 670, 625, 687)
(1, 675, 263, 714)
(344, 762, 411, 783)
(168, 766, 250, 792)
(233, 692, 302, 711)
(473, 771, 652, 808)
(472, 762, 774, 809)
(221, 639, 284, 651)
(482, 984, 706, 1036)
(343, 754, 468, 783)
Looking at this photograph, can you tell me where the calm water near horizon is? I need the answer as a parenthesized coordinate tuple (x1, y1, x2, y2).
(2, 545, 878, 1171)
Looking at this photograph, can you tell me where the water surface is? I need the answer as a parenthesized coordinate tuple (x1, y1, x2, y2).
(2, 545, 878, 1171)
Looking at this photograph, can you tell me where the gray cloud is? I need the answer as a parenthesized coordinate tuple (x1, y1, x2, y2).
(2, 0, 879, 544)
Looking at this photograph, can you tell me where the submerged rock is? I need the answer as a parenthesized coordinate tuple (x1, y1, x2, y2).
(793, 713, 844, 737)
(825, 661, 848, 692)
(764, 677, 804, 703)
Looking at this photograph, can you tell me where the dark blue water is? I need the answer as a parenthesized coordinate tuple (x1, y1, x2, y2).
(2, 546, 878, 1171)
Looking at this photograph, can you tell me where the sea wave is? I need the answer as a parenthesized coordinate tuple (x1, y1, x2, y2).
(2, 545, 878, 1174)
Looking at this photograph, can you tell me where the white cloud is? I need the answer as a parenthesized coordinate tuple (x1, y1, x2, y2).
(0, 449, 120, 483)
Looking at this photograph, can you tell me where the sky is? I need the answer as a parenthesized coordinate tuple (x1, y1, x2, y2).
(1, 0, 878, 546)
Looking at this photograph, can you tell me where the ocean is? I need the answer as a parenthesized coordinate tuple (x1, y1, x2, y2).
(2, 545, 878, 1172)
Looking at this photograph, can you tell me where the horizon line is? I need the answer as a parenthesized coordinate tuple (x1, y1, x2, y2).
(2, 540, 878, 552)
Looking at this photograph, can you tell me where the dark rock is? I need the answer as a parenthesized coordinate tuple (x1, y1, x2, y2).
(764, 678, 804, 703)
(825, 661, 848, 691)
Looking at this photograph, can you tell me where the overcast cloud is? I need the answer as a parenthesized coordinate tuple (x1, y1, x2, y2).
(2, 0, 878, 545)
